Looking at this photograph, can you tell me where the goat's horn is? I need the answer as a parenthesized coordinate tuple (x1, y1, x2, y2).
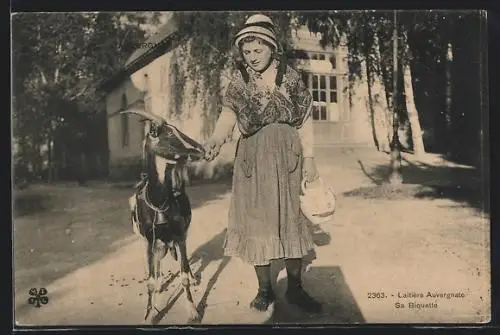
(153, 113, 170, 125)
(120, 110, 162, 123)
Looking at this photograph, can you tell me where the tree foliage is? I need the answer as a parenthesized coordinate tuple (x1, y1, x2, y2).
(298, 10, 483, 164)
(12, 12, 163, 179)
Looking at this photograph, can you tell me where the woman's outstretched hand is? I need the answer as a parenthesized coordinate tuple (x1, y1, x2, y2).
(303, 157, 319, 183)
(203, 137, 222, 161)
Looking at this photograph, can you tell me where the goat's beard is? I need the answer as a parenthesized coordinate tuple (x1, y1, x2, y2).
(171, 163, 190, 188)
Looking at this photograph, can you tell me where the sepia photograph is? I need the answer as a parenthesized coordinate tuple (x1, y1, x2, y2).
(12, 10, 490, 326)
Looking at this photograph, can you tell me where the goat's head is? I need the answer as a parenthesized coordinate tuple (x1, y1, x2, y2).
(121, 110, 205, 188)
(121, 110, 205, 163)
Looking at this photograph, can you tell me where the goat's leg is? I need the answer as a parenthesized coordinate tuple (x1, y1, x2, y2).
(178, 240, 201, 323)
(144, 242, 155, 321)
(185, 245, 200, 286)
(141, 238, 150, 279)
(153, 239, 167, 292)
(144, 238, 167, 322)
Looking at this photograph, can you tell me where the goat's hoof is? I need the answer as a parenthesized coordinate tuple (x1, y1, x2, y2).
(265, 302, 275, 319)
(190, 273, 201, 286)
(187, 308, 202, 324)
(144, 307, 153, 321)
(147, 284, 156, 293)
(147, 278, 161, 293)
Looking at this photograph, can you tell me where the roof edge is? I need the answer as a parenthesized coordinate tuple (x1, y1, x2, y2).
(100, 17, 181, 93)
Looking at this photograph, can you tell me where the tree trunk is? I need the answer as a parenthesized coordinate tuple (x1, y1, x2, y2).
(33, 141, 42, 180)
(375, 32, 394, 146)
(47, 135, 53, 183)
(77, 152, 88, 186)
(365, 57, 380, 151)
(444, 41, 453, 154)
(401, 32, 425, 156)
(403, 61, 426, 155)
(372, 34, 392, 152)
(389, 11, 403, 185)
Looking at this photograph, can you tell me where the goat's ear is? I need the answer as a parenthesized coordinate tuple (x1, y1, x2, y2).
(143, 120, 151, 134)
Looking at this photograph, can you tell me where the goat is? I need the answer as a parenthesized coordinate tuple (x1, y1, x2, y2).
(122, 109, 205, 323)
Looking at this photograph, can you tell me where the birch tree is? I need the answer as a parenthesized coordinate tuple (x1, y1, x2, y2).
(401, 31, 426, 156)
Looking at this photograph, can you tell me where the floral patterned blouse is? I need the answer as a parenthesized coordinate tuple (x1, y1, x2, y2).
(222, 60, 313, 137)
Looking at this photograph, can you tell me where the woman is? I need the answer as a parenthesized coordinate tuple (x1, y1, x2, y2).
(204, 14, 322, 313)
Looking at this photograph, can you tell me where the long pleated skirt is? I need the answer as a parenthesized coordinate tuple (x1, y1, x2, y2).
(223, 123, 316, 266)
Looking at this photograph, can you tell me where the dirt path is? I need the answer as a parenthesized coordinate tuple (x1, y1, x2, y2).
(14, 148, 490, 325)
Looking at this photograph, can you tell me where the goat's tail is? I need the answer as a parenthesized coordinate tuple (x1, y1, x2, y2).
(129, 194, 141, 236)
(128, 195, 137, 212)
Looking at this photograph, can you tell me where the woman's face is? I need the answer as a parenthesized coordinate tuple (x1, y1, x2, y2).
(241, 39, 273, 72)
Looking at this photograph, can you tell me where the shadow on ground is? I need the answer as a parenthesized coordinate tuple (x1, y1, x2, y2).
(152, 228, 230, 324)
(151, 216, 333, 324)
(13, 192, 49, 217)
(267, 266, 365, 324)
(353, 156, 489, 215)
(255, 223, 360, 324)
(13, 181, 233, 305)
(308, 221, 332, 248)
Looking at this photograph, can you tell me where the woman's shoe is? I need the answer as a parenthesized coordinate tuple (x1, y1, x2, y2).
(250, 288, 276, 312)
(285, 284, 322, 313)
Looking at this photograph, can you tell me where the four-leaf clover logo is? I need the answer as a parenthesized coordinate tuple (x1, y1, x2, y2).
(28, 288, 49, 308)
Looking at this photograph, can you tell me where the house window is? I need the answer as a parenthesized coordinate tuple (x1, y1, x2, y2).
(329, 55, 337, 69)
(309, 52, 336, 69)
(120, 94, 129, 148)
(311, 53, 326, 60)
(312, 74, 327, 121)
(329, 75, 338, 104)
(302, 73, 339, 122)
